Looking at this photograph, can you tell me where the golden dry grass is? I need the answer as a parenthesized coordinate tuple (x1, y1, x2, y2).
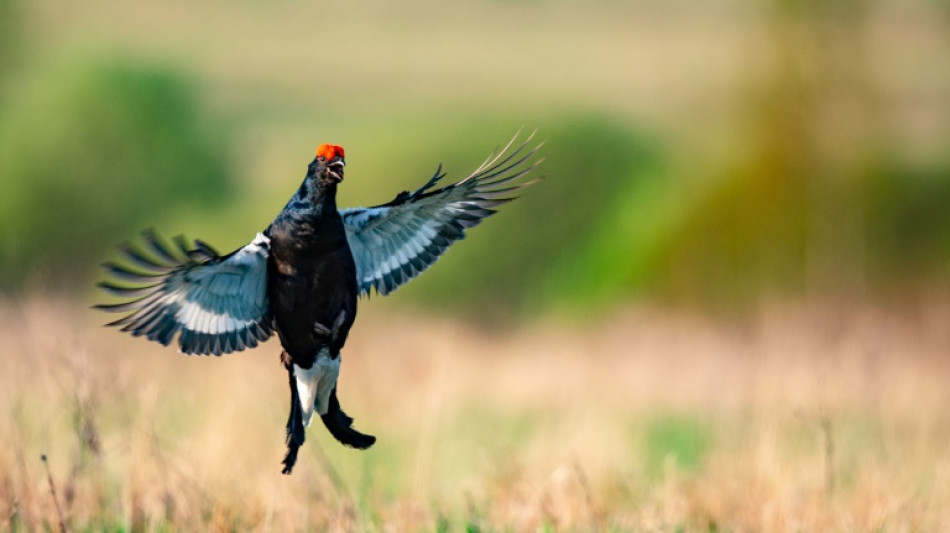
(2, 296, 950, 531)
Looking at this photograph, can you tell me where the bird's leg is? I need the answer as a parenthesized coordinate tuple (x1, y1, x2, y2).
(281, 350, 306, 475)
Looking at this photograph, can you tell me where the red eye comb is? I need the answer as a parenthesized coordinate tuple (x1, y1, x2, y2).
(316, 144, 344, 160)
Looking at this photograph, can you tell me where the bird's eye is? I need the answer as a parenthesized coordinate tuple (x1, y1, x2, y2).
(317, 156, 326, 162)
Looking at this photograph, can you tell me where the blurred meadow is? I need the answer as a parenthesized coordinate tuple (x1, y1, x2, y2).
(1, 0, 950, 531)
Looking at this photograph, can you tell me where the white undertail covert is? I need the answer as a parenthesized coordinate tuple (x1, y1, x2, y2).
(294, 347, 340, 427)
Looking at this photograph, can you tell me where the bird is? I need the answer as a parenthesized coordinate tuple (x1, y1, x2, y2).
(95, 132, 542, 474)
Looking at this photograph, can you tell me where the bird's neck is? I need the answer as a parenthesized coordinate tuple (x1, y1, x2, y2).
(287, 177, 338, 217)
(269, 179, 341, 241)
(309, 183, 339, 218)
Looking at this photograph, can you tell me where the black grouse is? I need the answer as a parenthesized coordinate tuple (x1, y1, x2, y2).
(96, 133, 542, 474)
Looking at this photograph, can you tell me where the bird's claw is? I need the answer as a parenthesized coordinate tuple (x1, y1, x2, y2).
(281, 444, 300, 475)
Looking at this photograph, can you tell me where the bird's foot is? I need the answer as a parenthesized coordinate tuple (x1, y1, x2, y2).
(281, 442, 300, 475)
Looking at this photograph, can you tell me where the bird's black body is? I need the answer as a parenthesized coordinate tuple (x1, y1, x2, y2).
(96, 134, 541, 475)
(266, 176, 356, 365)
(265, 158, 373, 473)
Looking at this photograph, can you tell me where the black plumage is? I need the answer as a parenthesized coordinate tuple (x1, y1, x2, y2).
(96, 133, 542, 474)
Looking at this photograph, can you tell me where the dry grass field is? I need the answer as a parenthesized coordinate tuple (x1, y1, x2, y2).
(2, 296, 949, 531)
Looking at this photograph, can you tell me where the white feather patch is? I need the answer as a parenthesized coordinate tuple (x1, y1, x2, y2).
(294, 348, 341, 427)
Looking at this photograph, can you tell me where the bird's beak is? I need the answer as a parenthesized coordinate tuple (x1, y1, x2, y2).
(328, 160, 345, 183)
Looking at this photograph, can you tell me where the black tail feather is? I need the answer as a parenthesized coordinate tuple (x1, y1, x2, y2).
(321, 388, 376, 450)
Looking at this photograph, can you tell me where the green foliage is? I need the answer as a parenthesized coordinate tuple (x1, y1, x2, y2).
(657, 160, 810, 308)
(639, 0, 950, 310)
(643, 415, 710, 480)
(531, 122, 672, 314)
(0, 0, 20, 83)
(386, 114, 665, 319)
(652, 143, 950, 310)
(0, 56, 233, 290)
(0, 0, 945, 312)
(861, 158, 950, 280)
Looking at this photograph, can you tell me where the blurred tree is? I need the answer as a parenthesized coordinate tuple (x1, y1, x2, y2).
(0, 57, 233, 291)
(655, 0, 883, 309)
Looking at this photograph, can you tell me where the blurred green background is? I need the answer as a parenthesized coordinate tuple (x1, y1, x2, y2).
(0, 0, 948, 316)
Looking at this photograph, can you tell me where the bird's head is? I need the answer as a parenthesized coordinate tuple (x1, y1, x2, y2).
(310, 143, 346, 185)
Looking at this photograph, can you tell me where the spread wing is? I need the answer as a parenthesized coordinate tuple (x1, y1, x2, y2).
(95, 230, 274, 356)
(341, 132, 543, 297)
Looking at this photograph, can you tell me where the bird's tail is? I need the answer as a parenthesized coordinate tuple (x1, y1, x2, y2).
(321, 387, 376, 450)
